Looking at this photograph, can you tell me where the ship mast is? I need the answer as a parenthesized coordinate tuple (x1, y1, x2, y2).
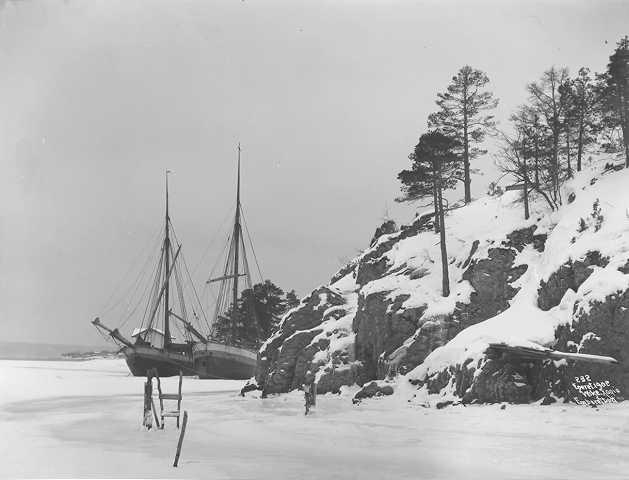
(231, 144, 242, 342)
(163, 170, 171, 349)
(207, 144, 260, 347)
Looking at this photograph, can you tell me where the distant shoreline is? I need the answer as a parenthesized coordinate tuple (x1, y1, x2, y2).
(0, 341, 118, 362)
(0, 355, 120, 361)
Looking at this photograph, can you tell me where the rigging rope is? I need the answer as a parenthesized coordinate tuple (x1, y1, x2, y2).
(139, 242, 165, 338)
(240, 208, 264, 283)
(173, 258, 192, 343)
(169, 226, 213, 339)
(204, 225, 233, 284)
(100, 223, 163, 317)
(179, 250, 213, 336)
(118, 236, 163, 330)
(211, 230, 234, 325)
(191, 208, 234, 276)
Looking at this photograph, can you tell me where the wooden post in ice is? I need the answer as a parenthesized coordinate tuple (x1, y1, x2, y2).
(143, 369, 161, 429)
(173, 411, 188, 468)
(151, 397, 161, 429)
(143, 378, 153, 429)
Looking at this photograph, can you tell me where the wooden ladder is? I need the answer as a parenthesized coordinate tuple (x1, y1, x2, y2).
(155, 370, 183, 429)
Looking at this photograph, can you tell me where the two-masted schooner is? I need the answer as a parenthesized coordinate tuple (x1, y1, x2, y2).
(193, 144, 258, 379)
(92, 172, 210, 377)
(92, 147, 259, 379)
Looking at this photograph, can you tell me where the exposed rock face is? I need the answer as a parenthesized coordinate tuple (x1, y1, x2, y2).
(352, 381, 394, 404)
(415, 257, 629, 405)
(256, 214, 443, 394)
(395, 316, 451, 376)
(390, 242, 531, 377)
(316, 363, 364, 394)
(459, 247, 528, 323)
(369, 220, 397, 247)
(255, 286, 347, 394)
(415, 355, 566, 405)
(353, 292, 424, 379)
(504, 225, 547, 253)
(554, 290, 629, 398)
(256, 223, 543, 397)
(354, 229, 536, 384)
(329, 215, 434, 286)
(538, 251, 609, 311)
(240, 378, 261, 396)
(355, 257, 390, 286)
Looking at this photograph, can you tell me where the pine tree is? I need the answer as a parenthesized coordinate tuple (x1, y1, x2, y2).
(496, 132, 531, 219)
(496, 125, 562, 216)
(560, 67, 603, 172)
(604, 36, 629, 167)
(428, 66, 498, 204)
(244, 280, 287, 339)
(212, 280, 292, 346)
(397, 131, 459, 296)
(510, 105, 547, 189)
(503, 99, 567, 212)
(285, 290, 300, 310)
(526, 67, 570, 206)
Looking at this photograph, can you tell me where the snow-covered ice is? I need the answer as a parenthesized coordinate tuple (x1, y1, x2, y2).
(2, 358, 629, 479)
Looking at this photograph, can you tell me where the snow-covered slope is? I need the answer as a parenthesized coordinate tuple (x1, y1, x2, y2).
(254, 156, 629, 406)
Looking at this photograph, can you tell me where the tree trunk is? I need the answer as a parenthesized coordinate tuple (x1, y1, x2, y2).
(552, 122, 560, 203)
(523, 160, 530, 220)
(436, 180, 450, 297)
(621, 96, 629, 167)
(615, 84, 629, 168)
(623, 123, 629, 168)
(463, 98, 471, 204)
(565, 126, 572, 176)
(522, 143, 530, 220)
(432, 182, 439, 233)
(534, 139, 540, 187)
(577, 114, 584, 172)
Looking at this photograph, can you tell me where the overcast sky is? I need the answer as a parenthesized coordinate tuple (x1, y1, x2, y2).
(1, 0, 627, 346)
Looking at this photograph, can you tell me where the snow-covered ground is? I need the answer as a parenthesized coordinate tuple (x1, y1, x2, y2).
(1, 358, 629, 479)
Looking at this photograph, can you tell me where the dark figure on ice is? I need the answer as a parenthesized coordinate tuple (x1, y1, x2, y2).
(303, 372, 316, 415)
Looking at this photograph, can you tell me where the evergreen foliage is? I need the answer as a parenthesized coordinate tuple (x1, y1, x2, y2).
(428, 66, 498, 204)
(525, 66, 570, 208)
(212, 280, 298, 347)
(603, 37, 629, 167)
(397, 131, 460, 296)
(285, 290, 300, 309)
(591, 199, 604, 232)
(560, 67, 604, 173)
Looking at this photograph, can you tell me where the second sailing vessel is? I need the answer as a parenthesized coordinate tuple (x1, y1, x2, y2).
(193, 145, 258, 379)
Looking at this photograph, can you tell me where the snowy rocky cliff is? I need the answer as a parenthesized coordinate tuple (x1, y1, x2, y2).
(254, 158, 629, 405)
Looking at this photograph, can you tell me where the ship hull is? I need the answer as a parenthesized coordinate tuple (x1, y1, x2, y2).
(193, 342, 257, 380)
(123, 345, 197, 377)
